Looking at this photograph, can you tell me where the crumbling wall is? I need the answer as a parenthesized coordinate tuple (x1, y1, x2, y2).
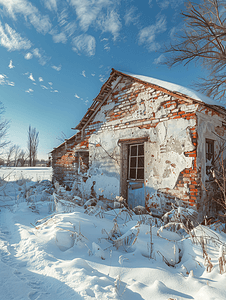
(51, 137, 78, 187)
(196, 105, 226, 219)
(74, 76, 201, 212)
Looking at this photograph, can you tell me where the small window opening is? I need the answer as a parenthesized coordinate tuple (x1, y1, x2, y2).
(206, 139, 214, 180)
(128, 144, 144, 180)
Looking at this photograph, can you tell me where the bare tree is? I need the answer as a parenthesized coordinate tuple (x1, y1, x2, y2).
(56, 131, 67, 143)
(17, 149, 26, 167)
(6, 145, 15, 166)
(13, 145, 21, 167)
(27, 126, 39, 166)
(164, 0, 226, 101)
(0, 101, 9, 150)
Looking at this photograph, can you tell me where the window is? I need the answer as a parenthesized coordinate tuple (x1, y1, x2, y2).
(128, 144, 144, 180)
(206, 139, 214, 179)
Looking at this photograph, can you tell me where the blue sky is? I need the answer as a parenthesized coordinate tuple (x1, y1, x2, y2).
(0, 0, 206, 159)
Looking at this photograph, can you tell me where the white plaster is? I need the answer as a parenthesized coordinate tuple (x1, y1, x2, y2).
(111, 76, 121, 89)
(124, 71, 225, 108)
(93, 101, 115, 123)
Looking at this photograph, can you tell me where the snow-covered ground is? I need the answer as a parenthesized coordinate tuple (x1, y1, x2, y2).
(0, 167, 52, 182)
(0, 174, 226, 300)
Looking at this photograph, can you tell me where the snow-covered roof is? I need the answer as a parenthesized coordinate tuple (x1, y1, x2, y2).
(124, 71, 225, 108)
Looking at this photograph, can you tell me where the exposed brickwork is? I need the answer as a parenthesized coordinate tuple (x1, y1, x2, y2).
(51, 70, 226, 217)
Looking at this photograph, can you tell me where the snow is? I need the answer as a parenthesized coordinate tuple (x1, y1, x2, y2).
(124, 71, 225, 108)
(0, 172, 226, 299)
(0, 167, 52, 181)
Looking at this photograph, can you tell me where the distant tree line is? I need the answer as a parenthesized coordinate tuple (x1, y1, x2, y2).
(1, 125, 42, 167)
(0, 103, 43, 167)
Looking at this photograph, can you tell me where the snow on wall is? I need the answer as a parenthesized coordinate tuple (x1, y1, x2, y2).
(124, 71, 225, 108)
(80, 130, 121, 199)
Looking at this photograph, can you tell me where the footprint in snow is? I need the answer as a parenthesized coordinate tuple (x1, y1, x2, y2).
(85, 288, 95, 297)
(28, 291, 40, 300)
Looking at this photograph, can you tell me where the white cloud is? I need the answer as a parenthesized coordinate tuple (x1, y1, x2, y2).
(52, 32, 67, 43)
(32, 48, 49, 65)
(99, 74, 106, 82)
(39, 77, 43, 82)
(156, 0, 183, 9)
(81, 70, 86, 77)
(101, 38, 108, 42)
(91, 73, 95, 76)
(25, 88, 33, 93)
(169, 27, 179, 40)
(156, 0, 169, 9)
(124, 6, 140, 26)
(72, 34, 96, 56)
(0, 0, 52, 34)
(0, 21, 32, 51)
(48, 82, 53, 85)
(28, 73, 35, 81)
(74, 93, 80, 98)
(51, 11, 76, 42)
(8, 59, 14, 69)
(153, 54, 165, 64)
(138, 14, 167, 51)
(0, 73, 15, 86)
(43, 0, 57, 12)
(33, 48, 41, 58)
(51, 89, 58, 93)
(69, 0, 121, 40)
(0, 74, 6, 82)
(52, 65, 61, 71)
(97, 10, 121, 41)
(69, 0, 111, 31)
(104, 43, 110, 51)
(24, 52, 33, 59)
(58, 9, 68, 27)
(64, 22, 77, 37)
(41, 85, 48, 89)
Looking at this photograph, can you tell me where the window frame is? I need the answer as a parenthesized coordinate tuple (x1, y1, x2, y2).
(205, 139, 214, 180)
(128, 143, 144, 181)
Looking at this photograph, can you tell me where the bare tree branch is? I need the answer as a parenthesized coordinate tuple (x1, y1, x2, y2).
(164, 0, 226, 101)
(0, 102, 10, 151)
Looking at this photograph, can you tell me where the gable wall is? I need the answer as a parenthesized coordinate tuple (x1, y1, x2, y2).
(73, 76, 201, 213)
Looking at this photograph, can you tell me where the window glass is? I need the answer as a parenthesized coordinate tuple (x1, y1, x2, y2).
(138, 144, 144, 156)
(131, 145, 137, 156)
(128, 144, 144, 180)
(130, 168, 136, 179)
(130, 157, 136, 168)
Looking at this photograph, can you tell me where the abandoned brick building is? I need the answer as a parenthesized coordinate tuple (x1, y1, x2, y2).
(51, 69, 226, 219)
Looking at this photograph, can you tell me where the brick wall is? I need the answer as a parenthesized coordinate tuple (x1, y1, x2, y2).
(52, 74, 226, 217)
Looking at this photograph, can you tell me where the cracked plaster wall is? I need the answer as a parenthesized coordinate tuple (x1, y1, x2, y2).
(196, 108, 226, 217)
(78, 79, 198, 207)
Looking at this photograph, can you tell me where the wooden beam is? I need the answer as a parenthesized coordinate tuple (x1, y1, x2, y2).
(81, 73, 122, 132)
